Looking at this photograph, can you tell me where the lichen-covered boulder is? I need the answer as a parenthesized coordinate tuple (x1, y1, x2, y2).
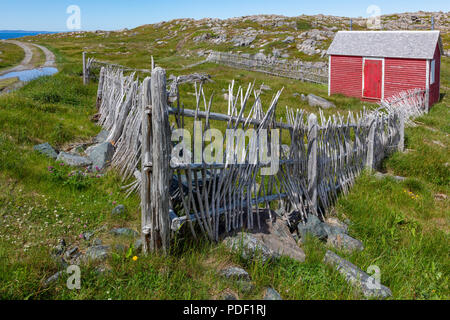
(34, 142, 58, 159)
(56, 152, 92, 167)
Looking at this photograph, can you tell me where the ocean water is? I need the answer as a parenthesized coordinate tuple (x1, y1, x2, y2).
(0, 31, 56, 40)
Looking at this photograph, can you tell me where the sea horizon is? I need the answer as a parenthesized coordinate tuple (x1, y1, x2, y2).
(0, 30, 58, 40)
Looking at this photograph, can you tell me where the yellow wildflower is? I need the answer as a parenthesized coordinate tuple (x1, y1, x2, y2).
(132, 256, 138, 261)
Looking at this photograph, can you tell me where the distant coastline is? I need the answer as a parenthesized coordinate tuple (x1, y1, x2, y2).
(0, 30, 58, 40)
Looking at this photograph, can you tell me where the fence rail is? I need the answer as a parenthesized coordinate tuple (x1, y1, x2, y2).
(206, 51, 329, 84)
(93, 63, 429, 254)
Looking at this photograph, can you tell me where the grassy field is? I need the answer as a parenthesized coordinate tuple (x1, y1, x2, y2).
(0, 20, 448, 300)
(0, 41, 25, 71)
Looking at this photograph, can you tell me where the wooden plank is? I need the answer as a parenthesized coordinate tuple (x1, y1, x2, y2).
(82, 52, 87, 85)
(168, 106, 293, 130)
(308, 113, 318, 216)
(140, 77, 152, 254)
(149, 67, 171, 253)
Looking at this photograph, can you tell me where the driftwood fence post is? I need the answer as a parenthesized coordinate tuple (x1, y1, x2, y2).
(82, 52, 87, 85)
(96, 67, 105, 110)
(398, 114, 405, 152)
(149, 67, 171, 253)
(141, 77, 152, 254)
(366, 120, 376, 170)
(307, 113, 318, 216)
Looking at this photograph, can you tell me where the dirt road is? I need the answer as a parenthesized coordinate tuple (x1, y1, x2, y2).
(0, 40, 56, 76)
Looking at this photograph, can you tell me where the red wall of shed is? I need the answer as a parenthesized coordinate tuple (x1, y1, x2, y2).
(429, 43, 441, 106)
(384, 57, 427, 99)
(329, 55, 362, 98)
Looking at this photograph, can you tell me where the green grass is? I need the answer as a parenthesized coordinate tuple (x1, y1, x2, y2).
(0, 18, 448, 300)
(0, 77, 20, 91)
(0, 41, 25, 71)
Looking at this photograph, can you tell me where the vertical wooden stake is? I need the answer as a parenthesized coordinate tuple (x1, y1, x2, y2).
(307, 113, 318, 216)
(398, 114, 405, 152)
(366, 120, 376, 170)
(141, 77, 152, 254)
(150, 67, 171, 253)
(96, 67, 105, 110)
(82, 52, 87, 85)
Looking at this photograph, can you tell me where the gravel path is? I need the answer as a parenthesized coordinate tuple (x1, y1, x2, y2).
(0, 40, 56, 76)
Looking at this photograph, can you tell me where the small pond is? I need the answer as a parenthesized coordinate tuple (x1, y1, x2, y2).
(0, 67, 58, 82)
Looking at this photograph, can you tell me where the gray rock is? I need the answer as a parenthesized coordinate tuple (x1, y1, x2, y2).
(222, 292, 239, 300)
(44, 271, 64, 287)
(220, 267, 251, 281)
(92, 238, 103, 246)
(64, 246, 79, 259)
(232, 35, 256, 47)
(56, 152, 92, 167)
(52, 239, 66, 256)
(84, 245, 110, 262)
(86, 142, 115, 171)
(83, 231, 95, 241)
(322, 223, 348, 237)
(264, 287, 283, 300)
(327, 234, 364, 253)
(237, 280, 255, 293)
(326, 217, 349, 234)
(307, 94, 336, 109)
(110, 228, 139, 238)
(297, 214, 328, 241)
(323, 251, 392, 299)
(282, 36, 295, 43)
(260, 84, 272, 92)
(71, 145, 86, 155)
(272, 48, 281, 58)
(112, 204, 126, 216)
(374, 172, 406, 182)
(223, 232, 278, 263)
(34, 143, 58, 159)
(94, 130, 110, 143)
(134, 238, 143, 252)
(224, 210, 306, 263)
(254, 52, 266, 60)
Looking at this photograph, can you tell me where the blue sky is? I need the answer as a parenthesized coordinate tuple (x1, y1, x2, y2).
(0, 0, 448, 31)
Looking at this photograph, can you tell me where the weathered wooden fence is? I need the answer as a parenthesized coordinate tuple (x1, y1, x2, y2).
(92, 65, 430, 254)
(379, 88, 428, 126)
(206, 51, 328, 84)
(82, 51, 152, 85)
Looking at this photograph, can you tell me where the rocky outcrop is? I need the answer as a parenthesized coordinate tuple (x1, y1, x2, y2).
(264, 287, 283, 300)
(85, 142, 115, 170)
(34, 142, 58, 159)
(56, 152, 92, 167)
(223, 209, 306, 263)
(307, 94, 336, 109)
(323, 250, 392, 299)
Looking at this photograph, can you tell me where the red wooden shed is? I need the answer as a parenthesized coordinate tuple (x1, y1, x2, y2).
(327, 31, 443, 108)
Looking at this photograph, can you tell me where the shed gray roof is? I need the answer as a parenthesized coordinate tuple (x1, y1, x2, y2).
(327, 31, 443, 59)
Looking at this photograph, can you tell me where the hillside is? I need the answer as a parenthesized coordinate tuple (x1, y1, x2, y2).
(0, 12, 448, 300)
